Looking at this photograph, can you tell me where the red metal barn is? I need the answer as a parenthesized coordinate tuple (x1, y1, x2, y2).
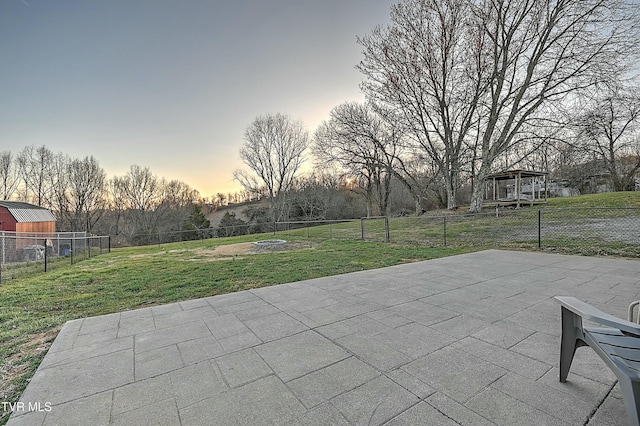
(0, 201, 56, 260)
(0, 201, 56, 233)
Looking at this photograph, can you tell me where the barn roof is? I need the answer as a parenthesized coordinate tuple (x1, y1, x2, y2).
(0, 201, 56, 223)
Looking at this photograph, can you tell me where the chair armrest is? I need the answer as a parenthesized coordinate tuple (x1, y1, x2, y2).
(555, 296, 640, 337)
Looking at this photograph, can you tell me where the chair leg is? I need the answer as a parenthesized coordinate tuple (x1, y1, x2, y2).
(560, 306, 584, 382)
(617, 376, 640, 426)
(629, 301, 640, 323)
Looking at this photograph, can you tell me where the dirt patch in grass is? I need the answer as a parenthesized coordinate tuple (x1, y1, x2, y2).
(127, 241, 317, 262)
(200, 242, 255, 256)
(192, 241, 316, 259)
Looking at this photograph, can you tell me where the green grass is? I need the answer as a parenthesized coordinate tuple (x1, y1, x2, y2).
(545, 191, 640, 208)
(389, 193, 640, 253)
(2, 191, 639, 423)
(0, 236, 470, 424)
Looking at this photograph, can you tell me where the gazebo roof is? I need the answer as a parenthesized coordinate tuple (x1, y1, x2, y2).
(487, 169, 548, 180)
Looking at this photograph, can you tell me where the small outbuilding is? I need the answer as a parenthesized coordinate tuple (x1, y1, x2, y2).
(0, 201, 57, 263)
(484, 169, 548, 208)
(0, 201, 56, 233)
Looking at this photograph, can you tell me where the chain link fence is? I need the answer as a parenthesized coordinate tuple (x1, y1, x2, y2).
(2, 207, 636, 283)
(150, 207, 639, 258)
(274, 219, 363, 241)
(0, 232, 111, 283)
(363, 207, 640, 257)
(268, 208, 640, 257)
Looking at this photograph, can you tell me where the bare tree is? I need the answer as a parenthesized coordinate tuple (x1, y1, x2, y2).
(17, 145, 55, 206)
(468, 0, 638, 211)
(108, 167, 202, 243)
(108, 176, 128, 237)
(576, 85, 640, 191)
(66, 156, 108, 232)
(115, 165, 162, 242)
(234, 113, 309, 221)
(359, 0, 640, 212)
(48, 152, 71, 229)
(214, 192, 227, 208)
(358, 0, 483, 210)
(314, 102, 402, 216)
(0, 151, 20, 200)
(159, 179, 201, 234)
(287, 174, 336, 220)
(162, 179, 199, 210)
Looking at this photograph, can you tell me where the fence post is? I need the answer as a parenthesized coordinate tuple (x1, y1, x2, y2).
(361, 218, 365, 241)
(443, 216, 447, 247)
(538, 209, 541, 248)
(43, 239, 47, 272)
(71, 239, 74, 265)
(385, 217, 390, 243)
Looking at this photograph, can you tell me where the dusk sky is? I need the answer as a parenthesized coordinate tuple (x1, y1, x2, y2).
(0, 0, 394, 197)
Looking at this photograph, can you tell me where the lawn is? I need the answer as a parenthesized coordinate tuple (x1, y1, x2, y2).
(3, 191, 639, 423)
(546, 191, 640, 208)
(385, 193, 640, 256)
(0, 236, 470, 424)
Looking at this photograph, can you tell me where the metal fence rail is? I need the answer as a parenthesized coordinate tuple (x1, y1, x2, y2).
(140, 208, 638, 258)
(387, 208, 640, 257)
(0, 231, 111, 283)
(5, 206, 633, 279)
(270, 208, 640, 257)
(274, 219, 362, 241)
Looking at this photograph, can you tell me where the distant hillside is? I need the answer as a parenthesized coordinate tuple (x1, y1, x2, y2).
(204, 199, 267, 227)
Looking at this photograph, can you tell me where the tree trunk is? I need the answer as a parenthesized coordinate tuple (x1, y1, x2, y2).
(446, 184, 457, 210)
(468, 182, 485, 213)
(469, 161, 491, 213)
(444, 170, 458, 210)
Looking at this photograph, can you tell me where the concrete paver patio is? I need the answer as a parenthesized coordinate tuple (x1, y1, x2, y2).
(7, 249, 640, 425)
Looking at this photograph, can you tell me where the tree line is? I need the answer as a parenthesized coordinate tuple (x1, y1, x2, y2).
(3, 0, 640, 244)
(0, 146, 212, 244)
(235, 0, 640, 222)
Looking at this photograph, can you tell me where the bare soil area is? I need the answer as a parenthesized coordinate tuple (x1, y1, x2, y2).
(192, 240, 315, 259)
(129, 241, 316, 263)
